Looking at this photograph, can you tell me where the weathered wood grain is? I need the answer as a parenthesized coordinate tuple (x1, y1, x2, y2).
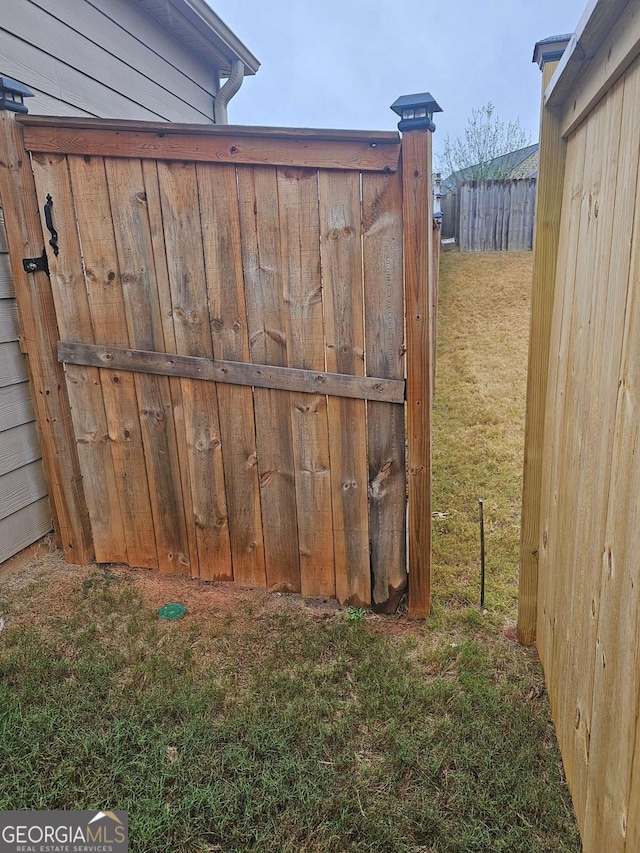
(402, 130, 433, 619)
(319, 170, 370, 607)
(278, 167, 335, 599)
(21, 124, 401, 172)
(362, 172, 407, 612)
(57, 342, 405, 404)
(67, 154, 157, 569)
(0, 113, 92, 562)
(156, 159, 232, 581)
(31, 150, 125, 564)
(237, 165, 301, 592)
(197, 162, 266, 589)
(105, 156, 191, 574)
(20, 115, 400, 143)
(140, 158, 199, 577)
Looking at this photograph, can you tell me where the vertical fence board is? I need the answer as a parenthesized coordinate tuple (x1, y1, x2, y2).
(30, 153, 125, 564)
(67, 155, 158, 569)
(277, 167, 335, 600)
(519, 57, 569, 644)
(157, 160, 232, 581)
(567, 84, 624, 828)
(197, 162, 266, 589)
(319, 170, 370, 607)
(537, 126, 588, 695)
(140, 159, 199, 577)
(583, 64, 640, 851)
(105, 157, 191, 574)
(554, 87, 623, 829)
(237, 165, 301, 592)
(362, 172, 407, 611)
(547, 109, 603, 817)
(0, 116, 92, 562)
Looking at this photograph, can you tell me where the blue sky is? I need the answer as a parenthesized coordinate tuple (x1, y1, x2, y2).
(212, 0, 587, 160)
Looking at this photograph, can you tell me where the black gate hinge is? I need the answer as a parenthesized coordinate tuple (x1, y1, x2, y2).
(22, 249, 50, 277)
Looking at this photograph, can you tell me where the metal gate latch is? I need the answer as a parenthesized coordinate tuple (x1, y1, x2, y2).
(22, 249, 50, 277)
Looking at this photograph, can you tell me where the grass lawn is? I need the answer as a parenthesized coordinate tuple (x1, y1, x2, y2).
(0, 252, 581, 852)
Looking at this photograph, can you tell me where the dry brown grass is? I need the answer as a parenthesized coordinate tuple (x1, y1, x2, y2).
(432, 251, 533, 621)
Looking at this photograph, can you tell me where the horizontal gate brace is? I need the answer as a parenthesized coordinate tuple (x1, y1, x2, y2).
(58, 341, 406, 404)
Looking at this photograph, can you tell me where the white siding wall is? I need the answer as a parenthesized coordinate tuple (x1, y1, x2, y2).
(0, 206, 52, 562)
(0, 0, 220, 121)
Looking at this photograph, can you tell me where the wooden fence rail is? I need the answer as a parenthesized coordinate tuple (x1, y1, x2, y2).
(0, 106, 440, 617)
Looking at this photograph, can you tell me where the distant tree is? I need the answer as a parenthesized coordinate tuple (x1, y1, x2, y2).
(438, 102, 531, 189)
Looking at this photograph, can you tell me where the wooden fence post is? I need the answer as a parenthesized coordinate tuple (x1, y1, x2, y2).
(518, 37, 571, 644)
(0, 96, 93, 563)
(392, 93, 441, 619)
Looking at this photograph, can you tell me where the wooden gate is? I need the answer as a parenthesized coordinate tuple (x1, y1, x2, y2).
(0, 113, 437, 616)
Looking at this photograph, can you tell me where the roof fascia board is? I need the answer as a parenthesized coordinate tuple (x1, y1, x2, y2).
(135, 0, 260, 75)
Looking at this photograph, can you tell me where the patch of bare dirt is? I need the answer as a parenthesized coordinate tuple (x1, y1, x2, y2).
(0, 546, 424, 640)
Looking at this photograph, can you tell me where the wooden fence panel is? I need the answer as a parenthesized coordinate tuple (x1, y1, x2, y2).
(456, 179, 536, 251)
(583, 62, 640, 850)
(7, 115, 439, 616)
(521, 1, 640, 847)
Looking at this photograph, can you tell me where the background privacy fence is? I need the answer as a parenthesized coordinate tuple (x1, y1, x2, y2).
(0, 107, 439, 618)
(519, 3, 640, 850)
(441, 178, 536, 251)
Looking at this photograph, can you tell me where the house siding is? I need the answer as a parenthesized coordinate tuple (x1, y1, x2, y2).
(0, 0, 220, 121)
(0, 205, 52, 562)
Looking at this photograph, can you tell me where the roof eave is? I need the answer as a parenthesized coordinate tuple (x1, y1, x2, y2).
(134, 0, 260, 76)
